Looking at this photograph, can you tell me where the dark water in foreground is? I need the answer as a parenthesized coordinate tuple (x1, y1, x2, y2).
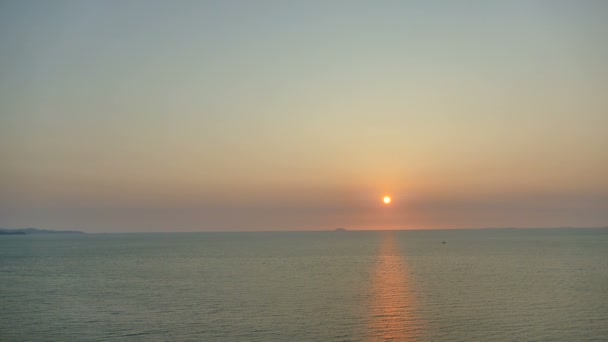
(1, 229, 607, 341)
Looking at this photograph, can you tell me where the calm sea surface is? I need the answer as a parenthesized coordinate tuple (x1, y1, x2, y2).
(1, 229, 607, 341)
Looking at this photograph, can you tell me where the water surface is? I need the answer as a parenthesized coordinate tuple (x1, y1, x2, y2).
(1, 229, 607, 341)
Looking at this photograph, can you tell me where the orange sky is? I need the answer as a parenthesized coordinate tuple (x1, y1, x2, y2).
(1, 1, 607, 232)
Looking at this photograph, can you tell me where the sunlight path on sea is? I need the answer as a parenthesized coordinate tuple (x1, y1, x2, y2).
(367, 232, 425, 341)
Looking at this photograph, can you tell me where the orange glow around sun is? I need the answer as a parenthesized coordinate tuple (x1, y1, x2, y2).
(383, 196, 391, 204)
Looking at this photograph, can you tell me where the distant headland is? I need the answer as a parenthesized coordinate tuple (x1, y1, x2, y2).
(0, 228, 84, 235)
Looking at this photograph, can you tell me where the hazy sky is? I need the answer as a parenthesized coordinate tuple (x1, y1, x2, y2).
(1, 1, 607, 232)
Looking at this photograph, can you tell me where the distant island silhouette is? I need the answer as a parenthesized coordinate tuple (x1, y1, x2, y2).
(0, 228, 84, 235)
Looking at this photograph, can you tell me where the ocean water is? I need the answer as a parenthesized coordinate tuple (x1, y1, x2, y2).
(1, 229, 607, 341)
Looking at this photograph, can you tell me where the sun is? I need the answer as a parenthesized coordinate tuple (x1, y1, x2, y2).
(383, 196, 391, 204)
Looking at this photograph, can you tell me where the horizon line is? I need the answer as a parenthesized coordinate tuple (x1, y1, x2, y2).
(36, 226, 608, 234)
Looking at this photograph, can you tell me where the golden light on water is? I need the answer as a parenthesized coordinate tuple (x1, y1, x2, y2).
(368, 232, 424, 341)
(383, 196, 392, 204)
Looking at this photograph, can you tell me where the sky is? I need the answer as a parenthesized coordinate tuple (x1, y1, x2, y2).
(1, 0, 607, 232)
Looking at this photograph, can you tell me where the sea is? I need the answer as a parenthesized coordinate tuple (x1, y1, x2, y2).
(1, 228, 607, 341)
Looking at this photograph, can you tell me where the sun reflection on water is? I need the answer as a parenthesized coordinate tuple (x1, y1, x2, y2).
(367, 232, 424, 341)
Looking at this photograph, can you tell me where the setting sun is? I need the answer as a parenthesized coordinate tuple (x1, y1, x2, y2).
(383, 196, 392, 204)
